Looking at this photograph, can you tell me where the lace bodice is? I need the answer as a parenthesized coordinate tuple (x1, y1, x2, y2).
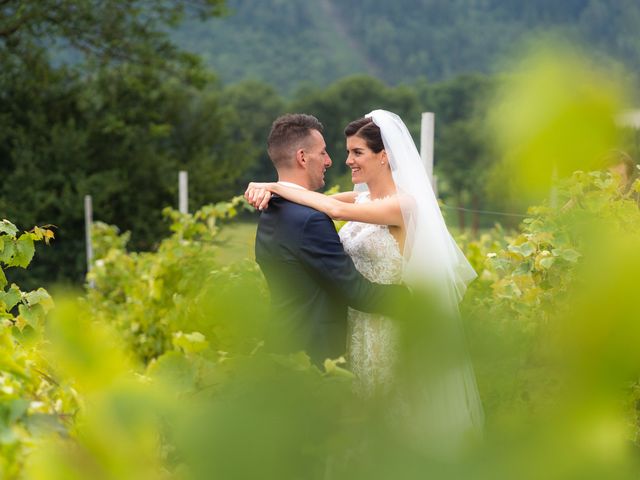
(338, 191, 403, 395)
(338, 192, 403, 284)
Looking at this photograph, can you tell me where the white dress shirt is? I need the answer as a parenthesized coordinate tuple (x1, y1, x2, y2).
(277, 181, 307, 190)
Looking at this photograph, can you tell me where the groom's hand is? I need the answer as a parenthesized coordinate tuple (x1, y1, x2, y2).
(244, 183, 272, 211)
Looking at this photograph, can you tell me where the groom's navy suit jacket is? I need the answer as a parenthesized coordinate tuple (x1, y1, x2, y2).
(255, 196, 408, 365)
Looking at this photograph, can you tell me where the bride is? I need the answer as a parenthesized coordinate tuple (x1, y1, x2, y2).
(246, 110, 484, 446)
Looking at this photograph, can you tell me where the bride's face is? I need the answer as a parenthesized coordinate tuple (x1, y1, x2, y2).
(345, 135, 387, 185)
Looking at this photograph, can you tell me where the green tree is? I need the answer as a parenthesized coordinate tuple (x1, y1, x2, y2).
(0, 56, 258, 286)
(219, 80, 287, 183)
(174, 0, 372, 94)
(426, 74, 497, 232)
(0, 0, 255, 286)
(0, 0, 225, 66)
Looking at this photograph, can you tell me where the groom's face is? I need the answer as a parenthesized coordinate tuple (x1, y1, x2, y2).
(303, 129, 332, 190)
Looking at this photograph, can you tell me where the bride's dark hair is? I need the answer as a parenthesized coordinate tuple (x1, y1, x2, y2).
(344, 117, 384, 153)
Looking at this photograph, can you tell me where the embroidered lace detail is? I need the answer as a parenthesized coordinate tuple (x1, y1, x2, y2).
(339, 191, 403, 396)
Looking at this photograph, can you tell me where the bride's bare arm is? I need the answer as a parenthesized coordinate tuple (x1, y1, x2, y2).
(246, 182, 403, 226)
(244, 185, 356, 211)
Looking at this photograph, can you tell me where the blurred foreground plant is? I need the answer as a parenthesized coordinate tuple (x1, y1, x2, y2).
(458, 166, 640, 478)
(0, 221, 77, 478)
(488, 41, 625, 204)
(7, 176, 640, 480)
(85, 197, 267, 364)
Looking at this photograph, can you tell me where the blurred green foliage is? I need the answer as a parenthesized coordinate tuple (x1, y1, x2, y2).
(85, 197, 266, 364)
(0, 221, 77, 478)
(6, 167, 640, 479)
(488, 44, 624, 202)
(458, 171, 640, 479)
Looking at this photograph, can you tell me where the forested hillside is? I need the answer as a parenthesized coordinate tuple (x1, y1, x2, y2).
(174, 0, 640, 93)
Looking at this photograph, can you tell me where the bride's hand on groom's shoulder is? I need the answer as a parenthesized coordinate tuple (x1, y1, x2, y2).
(244, 182, 273, 211)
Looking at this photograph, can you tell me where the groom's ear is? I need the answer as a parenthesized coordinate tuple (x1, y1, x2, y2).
(295, 148, 306, 168)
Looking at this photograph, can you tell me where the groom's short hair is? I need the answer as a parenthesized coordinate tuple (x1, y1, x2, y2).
(267, 113, 324, 169)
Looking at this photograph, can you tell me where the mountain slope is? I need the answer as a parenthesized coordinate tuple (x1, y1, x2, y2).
(173, 0, 640, 93)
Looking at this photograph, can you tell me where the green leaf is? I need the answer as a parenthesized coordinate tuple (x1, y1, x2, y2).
(0, 285, 22, 312)
(0, 220, 18, 237)
(0, 339, 27, 379)
(489, 257, 511, 273)
(7, 399, 29, 425)
(508, 242, 535, 257)
(561, 249, 581, 263)
(496, 279, 523, 299)
(147, 351, 196, 394)
(0, 269, 6, 290)
(13, 235, 35, 268)
(539, 257, 555, 269)
(173, 331, 209, 354)
(518, 242, 536, 257)
(30, 227, 44, 241)
(513, 260, 533, 275)
(18, 303, 44, 329)
(0, 241, 15, 265)
(274, 351, 314, 371)
(323, 356, 354, 378)
(553, 248, 581, 263)
(24, 288, 54, 312)
(24, 413, 68, 436)
(507, 244, 522, 256)
(594, 177, 613, 189)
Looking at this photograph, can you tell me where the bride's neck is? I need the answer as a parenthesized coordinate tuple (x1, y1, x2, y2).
(367, 174, 396, 200)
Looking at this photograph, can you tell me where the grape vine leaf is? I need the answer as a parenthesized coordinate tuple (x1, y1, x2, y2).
(25, 288, 54, 312)
(147, 351, 196, 394)
(0, 221, 18, 237)
(13, 235, 35, 268)
(0, 285, 22, 312)
(0, 241, 15, 265)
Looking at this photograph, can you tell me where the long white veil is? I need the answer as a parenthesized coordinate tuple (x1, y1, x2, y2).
(364, 109, 484, 445)
(366, 109, 477, 304)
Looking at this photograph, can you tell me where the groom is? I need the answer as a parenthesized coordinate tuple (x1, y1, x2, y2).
(254, 113, 408, 365)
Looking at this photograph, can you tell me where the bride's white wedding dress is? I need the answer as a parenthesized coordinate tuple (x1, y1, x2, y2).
(337, 110, 483, 451)
(339, 191, 403, 396)
(339, 192, 482, 452)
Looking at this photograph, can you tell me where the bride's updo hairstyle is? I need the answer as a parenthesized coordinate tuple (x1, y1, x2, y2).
(344, 117, 384, 153)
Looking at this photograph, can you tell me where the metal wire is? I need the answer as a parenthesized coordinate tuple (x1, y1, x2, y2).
(441, 204, 528, 218)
